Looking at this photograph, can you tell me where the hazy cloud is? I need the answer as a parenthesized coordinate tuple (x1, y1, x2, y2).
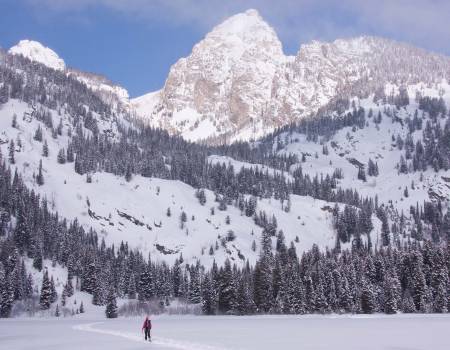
(27, 0, 450, 54)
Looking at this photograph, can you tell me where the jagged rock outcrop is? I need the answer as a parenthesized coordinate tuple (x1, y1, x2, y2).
(133, 10, 450, 143)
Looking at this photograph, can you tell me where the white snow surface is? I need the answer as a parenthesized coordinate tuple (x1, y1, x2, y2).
(1, 314, 450, 350)
(9, 40, 66, 71)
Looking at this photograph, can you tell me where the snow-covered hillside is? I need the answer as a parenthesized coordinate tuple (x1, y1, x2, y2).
(281, 82, 450, 203)
(252, 80, 450, 247)
(0, 99, 346, 266)
(1, 12, 450, 322)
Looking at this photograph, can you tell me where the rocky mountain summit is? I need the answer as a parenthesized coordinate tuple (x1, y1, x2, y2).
(132, 10, 450, 143)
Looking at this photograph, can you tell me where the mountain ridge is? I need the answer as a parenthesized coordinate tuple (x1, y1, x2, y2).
(6, 10, 450, 145)
(131, 10, 450, 143)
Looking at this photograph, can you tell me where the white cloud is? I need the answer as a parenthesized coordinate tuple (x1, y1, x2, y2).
(27, 0, 450, 54)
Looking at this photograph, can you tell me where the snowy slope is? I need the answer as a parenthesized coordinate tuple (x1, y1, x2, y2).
(0, 99, 344, 267)
(264, 81, 450, 242)
(68, 69, 131, 110)
(132, 90, 161, 120)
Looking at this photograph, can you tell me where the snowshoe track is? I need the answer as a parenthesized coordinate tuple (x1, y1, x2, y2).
(73, 322, 234, 350)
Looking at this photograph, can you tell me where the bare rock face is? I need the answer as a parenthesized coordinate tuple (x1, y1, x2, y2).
(134, 9, 286, 142)
(133, 10, 450, 143)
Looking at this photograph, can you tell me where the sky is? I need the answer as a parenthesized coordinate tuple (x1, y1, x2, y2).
(1, 0, 450, 97)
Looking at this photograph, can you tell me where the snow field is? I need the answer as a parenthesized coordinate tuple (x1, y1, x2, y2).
(1, 314, 450, 350)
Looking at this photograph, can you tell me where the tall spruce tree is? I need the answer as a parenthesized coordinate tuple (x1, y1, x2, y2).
(39, 270, 52, 310)
(105, 289, 118, 318)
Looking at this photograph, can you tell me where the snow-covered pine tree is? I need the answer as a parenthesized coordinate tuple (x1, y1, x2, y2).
(39, 270, 52, 310)
(50, 276, 57, 303)
(36, 159, 44, 186)
(57, 149, 66, 164)
(360, 278, 376, 314)
(105, 289, 118, 318)
(138, 265, 155, 301)
(8, 139, 15, 164)
(127, 273, 137, 299)
(201, 275, 216, 315)
(0, 276, 14, 317)
(188, 264, 202, 304)
(218, 259, 235, 313)
(42, 140, 49, 157)
(383, 273, 399, 314)
(234, 277, 255, 315)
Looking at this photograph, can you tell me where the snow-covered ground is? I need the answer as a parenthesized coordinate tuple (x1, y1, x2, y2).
(1, 314, 449, 350)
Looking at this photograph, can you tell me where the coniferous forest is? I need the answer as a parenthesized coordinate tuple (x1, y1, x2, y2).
(0, 44, 449, 319)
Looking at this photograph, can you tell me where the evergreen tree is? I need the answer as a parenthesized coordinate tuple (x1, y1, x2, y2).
(189, 265, 202, 304)
(57, 149, 66, 164)
(34, 125, 43, 142)
(32, 247, 43, 271)
(128, 274, 137, 299)
(360, 278, 376, 314)
(383, 273, 399, 314)
(357, 167, 367, 182)
(139, 266, 154, 301)
(8, 139, 15, 164)
(11, 114, 17, 128)
(36, 160, 44, 186)
(105, 289, 118, 318)
(14, 206, 30, 254)
(0, 276, 14, 317)
(218, 259, 235, 313)
(40, 270, 52, 310)
(180, 211, 187, 229)
(42, 140, 49, 157)
(234, 277, 255, 315)
(201, 275, 216, 315)
(50, 276, 57, 303)
(411, 251, 427, 312)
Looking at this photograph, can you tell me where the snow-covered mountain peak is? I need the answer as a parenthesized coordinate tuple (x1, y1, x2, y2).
(133, 12, 450, 143)
(8, 39, 66, 71)
(208, 8, 277, 42)
(132, 9, 285, 142)
(194, 8, 284, 62)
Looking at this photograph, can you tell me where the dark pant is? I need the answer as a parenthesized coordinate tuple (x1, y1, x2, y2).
(144, 328, 151, 341)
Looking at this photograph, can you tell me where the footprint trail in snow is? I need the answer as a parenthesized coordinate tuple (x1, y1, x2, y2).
(73, 322, 236, 350)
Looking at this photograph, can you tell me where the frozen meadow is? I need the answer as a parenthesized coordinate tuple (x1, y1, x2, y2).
(1, 314, 450, 350)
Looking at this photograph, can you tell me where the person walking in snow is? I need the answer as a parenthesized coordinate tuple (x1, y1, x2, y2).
(142, 315, 152, 341)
